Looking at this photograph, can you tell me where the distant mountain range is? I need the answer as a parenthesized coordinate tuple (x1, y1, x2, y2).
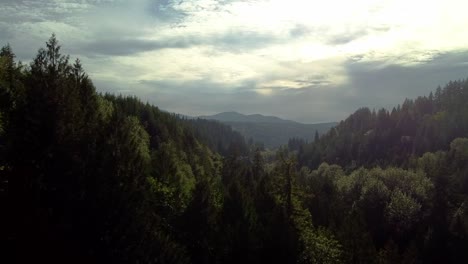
(199, 111, 295, 124)
(198, 112, 337, 148)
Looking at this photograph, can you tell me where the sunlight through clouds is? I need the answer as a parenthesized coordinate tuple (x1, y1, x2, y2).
(141, 0, 468, 92)
(255, 88, 274, 95)
(2, 0, 468, 121)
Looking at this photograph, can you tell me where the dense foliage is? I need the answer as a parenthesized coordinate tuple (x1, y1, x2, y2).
(2, 36, 468, 263)
(298, 80, 468, 169)
(185, 118, 249, 156)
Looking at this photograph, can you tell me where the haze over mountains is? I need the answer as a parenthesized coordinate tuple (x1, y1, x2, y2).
(199, 111, 296, 123)
(199, 111, 337, 148)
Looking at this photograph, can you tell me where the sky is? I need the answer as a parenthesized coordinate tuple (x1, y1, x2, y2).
(1, 0, 468, 123)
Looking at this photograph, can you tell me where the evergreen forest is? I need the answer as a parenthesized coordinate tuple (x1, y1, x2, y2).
(2, 36, 468, 264)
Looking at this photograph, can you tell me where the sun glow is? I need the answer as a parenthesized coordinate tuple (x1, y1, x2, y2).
(256, 88, 274, 95)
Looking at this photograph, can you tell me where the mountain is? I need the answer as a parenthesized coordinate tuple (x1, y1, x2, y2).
(199, 111, 295, 123)
(199, 112, 337, 148)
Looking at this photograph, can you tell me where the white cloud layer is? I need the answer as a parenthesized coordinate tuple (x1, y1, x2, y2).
(1, 0, 468, 122)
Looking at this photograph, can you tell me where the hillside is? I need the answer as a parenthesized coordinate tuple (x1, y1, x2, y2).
(3, 36, 468, 264)
(199, 111, 295, 123)
(298, 79, 468, 169)
(199, 112, 336, 148)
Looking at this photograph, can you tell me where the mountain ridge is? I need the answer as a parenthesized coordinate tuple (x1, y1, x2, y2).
(199, 111, 297, 124)
(198, 111, 337, 148)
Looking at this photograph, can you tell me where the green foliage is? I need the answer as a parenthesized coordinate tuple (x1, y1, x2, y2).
(187, 118, 249, 156)
(416, 151, 446, 178)
(269, 150, 344, 264)
(451, 199, 468, 237)
(296, 214, 343, 264)
(4, 36, 468, 264)
(450, 137, 468, 161)
(96, 96, 114, 122)
(385, 189, 422, 232)
(153, 140, 196, 210)
(299, 79, 468, 169)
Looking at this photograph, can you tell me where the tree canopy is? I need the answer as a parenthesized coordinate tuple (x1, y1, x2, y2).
(3, 35, 468, 264)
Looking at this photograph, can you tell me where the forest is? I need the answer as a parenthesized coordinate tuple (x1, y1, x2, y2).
(2, 36, 468, 263)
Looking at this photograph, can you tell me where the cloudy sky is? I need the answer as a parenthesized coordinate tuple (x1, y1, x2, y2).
(2, 0, 468, 123)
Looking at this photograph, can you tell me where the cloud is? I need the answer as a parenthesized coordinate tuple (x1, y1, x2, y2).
(327, 29, 370, 45)
(342, 51, 468, 107)
(82, 30, 279, 56)
(84, 38, 197, 56)
(132, 50, 468, 123)
(2, 0, 468, 123)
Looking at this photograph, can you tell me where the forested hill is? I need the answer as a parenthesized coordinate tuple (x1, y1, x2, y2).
(0, 36, 247, 263)
(199, 111, 295, 123)
(3, 36, 468, 264)
(184, 118, 250, 156)
(199, 112, 336, 148)
(297, 79, 468, 169)
(101, 95, 249, 157)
